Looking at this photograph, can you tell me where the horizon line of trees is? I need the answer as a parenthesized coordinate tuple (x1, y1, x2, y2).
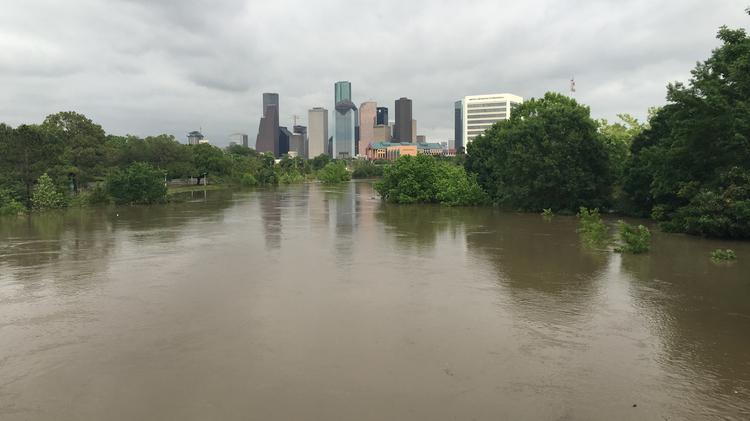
(0, 114, 365, 209)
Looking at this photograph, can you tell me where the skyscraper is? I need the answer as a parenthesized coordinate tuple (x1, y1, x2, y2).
(394, 97, 413, 142)
(460, 93, 523, 145)
(412, 119, 417, 142)
(256, 93, 280, 156)
(263, 93, 279, 110)
(454, 100, 463, 151)
(279, 126, 292, 156)
(292, 125, 308, 158)
(308, 107, 328, 157)
(334, 100, 356, 159)
(376, 107, 388, 125)
(358, 101, 377, 156)
(335, 81, 351, 103)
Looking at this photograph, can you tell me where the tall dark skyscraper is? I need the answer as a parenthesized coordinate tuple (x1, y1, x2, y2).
(263, 93, 279, 110)
(278, 126, 292, 156)
(454, 100, 463, 151)
(394, 97, 413, 142)
(376, 107, 388, 125)
(256, 93, 280, 156)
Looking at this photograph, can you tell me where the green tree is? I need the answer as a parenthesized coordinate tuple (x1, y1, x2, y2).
(375, 154, 437, 203)
(106, 162, 167, 205)
(351, 160, 384, 179)
(144, 135, 194, 179)
(0, 188, 24, 216)
(31, 173, 66, 210)
(317, 161, 351, 184)
(434, 163, 487, 206)
(191, 143, 231, 183)
(624, 12, 750, 238)
(310, 154, 332, 171)
(597, 113, 647, 181)
(0, 124, 64, 208)
(375, 154, 486, 206)
(465, 92, 612, 212)
(42, 111, 107, 183)
(256, 153, 278, 185)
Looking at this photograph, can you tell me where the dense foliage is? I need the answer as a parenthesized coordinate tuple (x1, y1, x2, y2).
(615, 221, 651, 254)
(0, 112, 322, 211)
(622, 17, 750, 238)
(0, 189, 25, 216)
(351, 160, 384, 179)
(317, 162, 351, 184)
(310, 154, 332, 171)
(465, 92, 612, 212)
(375, 154, 486, 206)
(105, 162, 168, 205)
(0, 123, 63, 208)
(31, 173, 66, 210)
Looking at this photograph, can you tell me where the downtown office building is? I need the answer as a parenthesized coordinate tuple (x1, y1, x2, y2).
(456, 93, 523, 147)
(308, 107, 329, 157)
(334, 100, 356, 159)
(334, 81, 356, 158)
(256, 93, 280, 156)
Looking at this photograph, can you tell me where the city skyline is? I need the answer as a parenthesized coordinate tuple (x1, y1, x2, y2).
(1, 1, 747, 147)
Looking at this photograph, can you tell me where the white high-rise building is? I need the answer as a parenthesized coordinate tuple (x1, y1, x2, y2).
(459, 93, 523, 145)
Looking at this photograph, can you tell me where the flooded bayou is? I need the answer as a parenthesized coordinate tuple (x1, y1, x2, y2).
(1, 181, 749, 420)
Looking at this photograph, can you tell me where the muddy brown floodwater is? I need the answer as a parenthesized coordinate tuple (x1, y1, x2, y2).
(1, 181, 749, 420)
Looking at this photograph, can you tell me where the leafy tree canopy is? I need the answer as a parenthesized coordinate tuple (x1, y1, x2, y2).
(465, 92, 612, 212)
(623, 16, 750, 237)
(375, 154, 486, 206)
(106, 162, 167, 205)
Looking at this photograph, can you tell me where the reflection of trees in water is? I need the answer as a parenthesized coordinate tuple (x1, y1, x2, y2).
(375, 203, 463, 254)
(464, 210, 607, 323)
(0, 210, 115, 292)
(0, 192, 234, 291)
(621, 234, 750, 404)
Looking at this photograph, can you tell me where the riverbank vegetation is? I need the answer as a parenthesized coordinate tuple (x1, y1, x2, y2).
(464, 13, 749, 239)
(317, 162, 351, 184)
(0, 112, 352, 211)
(374, 154, 486, 206)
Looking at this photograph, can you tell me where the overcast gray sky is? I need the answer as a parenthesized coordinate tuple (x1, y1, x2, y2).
(1, 0, 748, 146)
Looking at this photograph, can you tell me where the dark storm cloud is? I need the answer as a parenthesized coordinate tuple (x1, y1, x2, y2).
(0, 0, 748, 145)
